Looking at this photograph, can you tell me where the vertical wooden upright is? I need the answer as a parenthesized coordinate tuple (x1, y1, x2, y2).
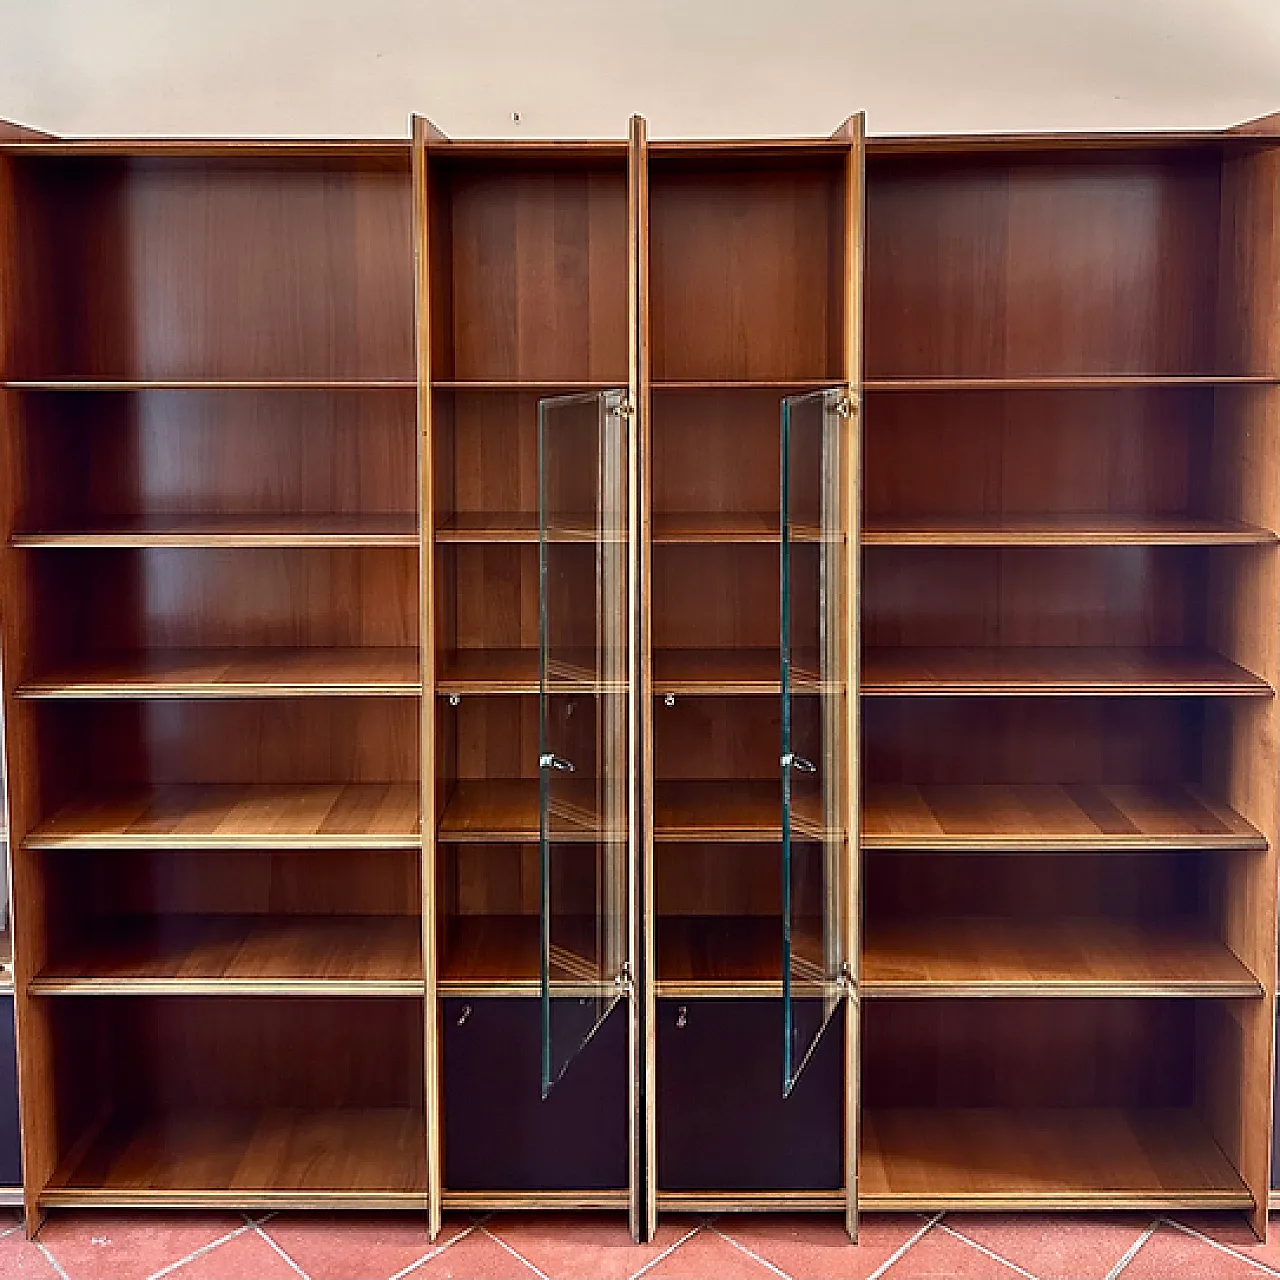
(412, 112, 445, 1240)
(833, 110, 866, 1242)
(628, 113, 655, 1243)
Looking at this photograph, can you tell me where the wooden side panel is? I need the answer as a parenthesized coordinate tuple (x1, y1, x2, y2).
(841, 110, 865, 1242)
(0, 119, 55, 142)
(412, 115, 443, 1240)
(1, 152, 53, 1226)
(1202, 135, 1280, 1237)
(629, 112, 653, 1243)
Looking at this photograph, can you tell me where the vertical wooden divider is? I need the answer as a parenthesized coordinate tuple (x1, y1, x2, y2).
(629, 113, 657, 1245)
(412, 112, 445, 1240)
(832, 110, 866, 1244)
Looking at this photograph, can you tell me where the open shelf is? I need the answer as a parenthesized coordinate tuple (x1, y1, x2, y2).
(437, 779, 621, 842)
(859, 1108, 1251, 1209)
(32, 915, 423, 995)
(19, 648, 421, 698)
(13, 515, 418, 548)
(26, 785, 421, 849)
(652, 513, 779, 544)
(43, 1108, 427, 1208)
(438, 914, 607, 995)
(862, 784, 1265, 851)
(653, 649, 781, 695)
(435, 512, 538, 543)
(656, 916, 787, 996)
(862, 918, 1261, 998)
(861, 648, 1272, 697)
(862, 516, 1277, 547)
(864, 375, 1279, 391)
(654, 781, 803, 842)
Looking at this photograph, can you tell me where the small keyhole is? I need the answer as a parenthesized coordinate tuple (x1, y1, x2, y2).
(457, 1004, 471, 1026)
(664, 694, 675, 708)
(448, 694, 460, 707)
(675, 1005, 688, 1029)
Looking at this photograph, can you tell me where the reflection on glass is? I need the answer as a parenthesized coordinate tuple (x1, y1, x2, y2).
(538, 389, 630, 1097)
(781, 388, 848, 1096)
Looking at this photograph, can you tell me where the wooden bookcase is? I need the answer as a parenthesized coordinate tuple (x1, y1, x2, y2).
(0, 110, 1277, 1241)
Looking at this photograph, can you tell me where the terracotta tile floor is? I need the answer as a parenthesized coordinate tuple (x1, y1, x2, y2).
(1, 1209, 1279, 1279)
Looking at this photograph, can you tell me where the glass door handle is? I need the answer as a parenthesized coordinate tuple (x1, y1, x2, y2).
(540, 753, 576, 772)
(781, 753, 817, 774)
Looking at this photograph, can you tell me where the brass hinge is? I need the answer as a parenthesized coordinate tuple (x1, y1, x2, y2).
(834, 394, 858, 418)
(616, 397, 635, 419)
(615, 961, 635, 995)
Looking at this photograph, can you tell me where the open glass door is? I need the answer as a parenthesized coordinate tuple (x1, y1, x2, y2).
(539, 388, 630, 1097)
(781, 388, 849, 1096)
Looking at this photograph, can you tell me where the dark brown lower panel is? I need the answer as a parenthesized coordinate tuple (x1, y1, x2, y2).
(442, 997, 629, 1192)
(657, 997, 843, 1192)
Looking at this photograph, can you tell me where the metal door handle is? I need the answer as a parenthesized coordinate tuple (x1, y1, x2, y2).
(539, 753, 576, 772)
(781, 753, 817, 774)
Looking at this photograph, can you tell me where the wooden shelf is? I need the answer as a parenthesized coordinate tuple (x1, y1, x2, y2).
(652, 380, 840, 390)
(439, 649, 538, 693)
(14, 515, 419, 549)
(26, 785, 421, 850)
(864, 375, 1280, 390)
(653, 513, 779, 544)
(435, 512, 538, 543)
(4, 379, 416, 391)
(43, 1108, 427, 1208)
(656, 916, 789, 995)
(19, 648, 421, 698)
(32, 915, 423, 995)
(862, 784, 1266, 852)
(861, 648, 1272, 697)
(862, 918, 1261, 997)
(654, 649, 781, 695)
(437, 650, 615, 695)
(862, 515, 1277, 547)
(437, 779, 606, 842)
(431, 380, 622, 391)
(439, 913, 606, 995)
(859, 1108, 1251, 1210)
(653, 781, 823, 841)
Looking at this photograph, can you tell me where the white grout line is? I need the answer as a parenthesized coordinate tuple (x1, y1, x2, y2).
(628, 1220, 708, 1280)
(146, 1218, 259, 1280)
(483, 1224, 553, 1279)
(710, 1223, 792, 1279)
(252, 1219, 311, 1279)
(390, 1217, 488, 1280)
(34, 1238, 72, 1280)
(937, 1222, 1039, 1280)
(865, 1211, 945, 1280)
(1103, 1217, 1161, 1280)
(1165, 1215, 1280, 1277)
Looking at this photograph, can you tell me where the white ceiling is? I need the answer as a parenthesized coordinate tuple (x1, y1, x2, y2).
(2, 0, 1279, 140)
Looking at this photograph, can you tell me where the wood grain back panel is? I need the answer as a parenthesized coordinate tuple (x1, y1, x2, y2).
(432, 160, 628, 382)
(16, 390, 417, 528)
(36, 698, 419, 787)
(863, 697, 1197, 786)
(865, 388, 1211, 522)
(866, 153, 1223, 378)
(650, 159, 844, 381)
(32, 547, 420, 662)
(12, 156, 414, 380)
(862, 999, 1195, 1108)
(862, 546, 1204, 650)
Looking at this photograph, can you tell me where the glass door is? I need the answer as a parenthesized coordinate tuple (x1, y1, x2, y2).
(539, 389, 630, 1097)
(780, 388, 849, 1096)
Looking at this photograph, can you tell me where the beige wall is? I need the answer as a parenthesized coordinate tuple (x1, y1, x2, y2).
(2, 0, 1280, 139)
